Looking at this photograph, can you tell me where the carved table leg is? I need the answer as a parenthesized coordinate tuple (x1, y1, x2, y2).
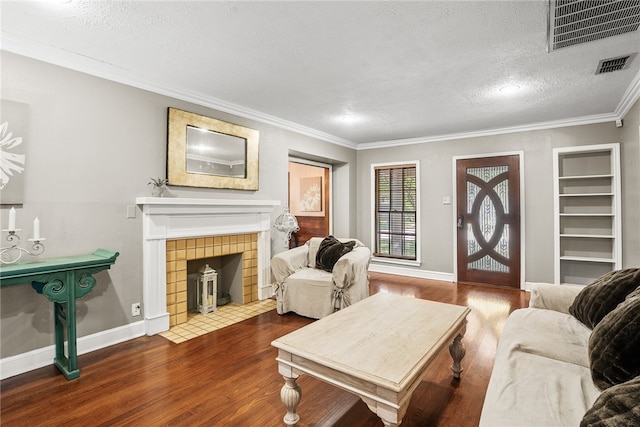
(449, 322, 467, 379)
(361, 396, 403, 427)
(281, 376, 301, 426)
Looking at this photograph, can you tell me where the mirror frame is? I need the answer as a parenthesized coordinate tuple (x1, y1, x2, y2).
(167, 108, 259, 190)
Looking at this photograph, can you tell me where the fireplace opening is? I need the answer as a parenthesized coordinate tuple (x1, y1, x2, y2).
(187, 254, 244, 310)
(166, 233, 258, 327)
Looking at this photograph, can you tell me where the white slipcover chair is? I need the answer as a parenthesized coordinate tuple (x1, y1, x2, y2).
(271, 237, 371, 319)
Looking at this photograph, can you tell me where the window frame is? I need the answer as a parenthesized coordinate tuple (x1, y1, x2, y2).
(370, 161, 421, 266)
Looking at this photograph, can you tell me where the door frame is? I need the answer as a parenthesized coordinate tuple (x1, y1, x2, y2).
(452, 151, 526, 289)
(288, 156, 333, 236)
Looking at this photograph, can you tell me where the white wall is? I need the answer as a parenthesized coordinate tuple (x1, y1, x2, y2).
(0, 52, 357, 360)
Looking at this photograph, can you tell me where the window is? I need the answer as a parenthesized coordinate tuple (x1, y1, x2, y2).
(373, 162, 418, 261)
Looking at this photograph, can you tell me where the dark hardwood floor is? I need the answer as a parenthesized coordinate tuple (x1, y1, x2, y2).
(0, 272, 529, 426)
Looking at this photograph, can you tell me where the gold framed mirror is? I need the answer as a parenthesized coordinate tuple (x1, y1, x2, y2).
(167, 108, 259, 190)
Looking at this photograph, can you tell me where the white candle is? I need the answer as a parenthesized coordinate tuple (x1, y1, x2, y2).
(8, 207, 16, 231)
(33, 217, 40, 240)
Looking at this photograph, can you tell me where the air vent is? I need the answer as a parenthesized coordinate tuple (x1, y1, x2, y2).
(595, 53, 636, 73)
(548, 0, 640, 51)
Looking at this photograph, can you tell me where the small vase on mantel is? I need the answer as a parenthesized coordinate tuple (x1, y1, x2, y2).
(148, 177, 168, 197)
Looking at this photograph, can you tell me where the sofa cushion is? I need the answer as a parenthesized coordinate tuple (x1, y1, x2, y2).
(589, 290, 640, 390)
(580, 375, 640, 427)
(307, 237, 324, 268)
(499, 308, 592, 367)
(315, 236, 356, 272)
(569, 268, 640, 329)
(279, 268, 335, 318)
(479, 350, 601, 426)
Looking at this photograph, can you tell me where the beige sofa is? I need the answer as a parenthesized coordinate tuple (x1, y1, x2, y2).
(271, 237, 371, 319)
(479, 283, 602, 426)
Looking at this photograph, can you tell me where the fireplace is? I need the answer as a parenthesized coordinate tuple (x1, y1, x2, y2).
(136, 197, 280, 335)
(167, 233, 257, 326)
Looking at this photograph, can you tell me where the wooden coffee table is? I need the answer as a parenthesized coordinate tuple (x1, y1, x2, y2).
(271, 293, 470, 426)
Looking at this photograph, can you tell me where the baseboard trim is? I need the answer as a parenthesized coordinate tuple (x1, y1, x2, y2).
(144, 313, 170, 336)
(369, 263, 454, 282)
(259, 283, 275, 299)
(0, 321, 146, 380)
(370, 264, 542, 291)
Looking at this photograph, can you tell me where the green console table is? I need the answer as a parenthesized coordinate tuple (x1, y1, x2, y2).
(0, 248, 119, 380)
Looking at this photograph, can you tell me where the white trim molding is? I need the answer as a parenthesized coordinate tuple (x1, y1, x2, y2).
(3, 32, 638, 152)
(136, 197, 279, 335)
(0, 33, 356, 150)
(0, 321, 146, 380)
(615, 69, 640, 119)
(369, 263, 454, 282)
(370, 160, 421, 266)
(358, 114, 620, 150)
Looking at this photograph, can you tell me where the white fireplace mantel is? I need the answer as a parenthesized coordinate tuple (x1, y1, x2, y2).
(136, 197, 280, 335)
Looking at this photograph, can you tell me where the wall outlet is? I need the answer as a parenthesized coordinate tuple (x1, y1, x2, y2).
(126, 205, 137, 219)
(131, 303, 141, 317)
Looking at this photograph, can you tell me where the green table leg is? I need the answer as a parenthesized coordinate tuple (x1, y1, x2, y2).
(52, 271, 80, 380)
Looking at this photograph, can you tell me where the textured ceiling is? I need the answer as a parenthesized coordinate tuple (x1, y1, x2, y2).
(1, 1, 639, 148)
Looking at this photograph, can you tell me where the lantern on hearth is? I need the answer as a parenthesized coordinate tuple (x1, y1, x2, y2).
(197, 264, 217, 314)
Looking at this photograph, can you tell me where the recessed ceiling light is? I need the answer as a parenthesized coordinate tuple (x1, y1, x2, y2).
(336, 113, 361, 124)
(499, 84, 521, 95)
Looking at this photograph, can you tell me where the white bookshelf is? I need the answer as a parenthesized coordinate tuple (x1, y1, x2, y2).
(553, 143, 621, 285)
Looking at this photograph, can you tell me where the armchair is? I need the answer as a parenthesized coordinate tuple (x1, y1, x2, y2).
(271, 237, 371, 319)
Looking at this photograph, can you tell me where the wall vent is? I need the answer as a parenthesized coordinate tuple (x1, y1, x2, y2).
(548, 0, 640, 51)
(595, 53, 636, 73)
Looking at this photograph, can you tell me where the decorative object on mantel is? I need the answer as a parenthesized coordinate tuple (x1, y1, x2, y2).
(166, 108, 259, 190)
(1, 207, 45, 264)
(273, 206, 300, 242)
(197, 264, 217, 315)
(148, 177, 168, 197)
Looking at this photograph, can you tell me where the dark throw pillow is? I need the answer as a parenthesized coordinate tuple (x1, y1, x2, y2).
(315, 236, 356, 273)
(588, 291, 640, 390)
(580, 375, 640, 427)
(569, 268, 640, 329)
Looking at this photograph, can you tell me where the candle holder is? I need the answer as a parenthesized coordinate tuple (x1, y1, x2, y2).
(0, 229, 46, 264)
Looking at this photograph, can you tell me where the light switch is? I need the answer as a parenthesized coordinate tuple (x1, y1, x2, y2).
(442, 196, 451, 205)
(126, 205, 137, 218)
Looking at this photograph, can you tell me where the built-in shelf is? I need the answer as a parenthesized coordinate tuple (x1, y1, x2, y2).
(559, 256, 616, 263)
(559, 174, 613, 180)
(559, 193, 613, 197)
(553, 143, 621, 286)
(560, 234, 614, 238)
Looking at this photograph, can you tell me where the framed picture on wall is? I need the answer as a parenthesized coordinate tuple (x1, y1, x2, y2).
(0, 100, 28, 205)
(298, 176, 322, 212)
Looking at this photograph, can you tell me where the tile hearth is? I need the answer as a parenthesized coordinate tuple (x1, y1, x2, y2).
(159, 298, 276, 344)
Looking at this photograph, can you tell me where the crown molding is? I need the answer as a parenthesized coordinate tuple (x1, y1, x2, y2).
(0, 32, 357, 150)
(3, 32, 636, 153)
(357, 113, 619, 150)
(614, 68, 640, 119)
